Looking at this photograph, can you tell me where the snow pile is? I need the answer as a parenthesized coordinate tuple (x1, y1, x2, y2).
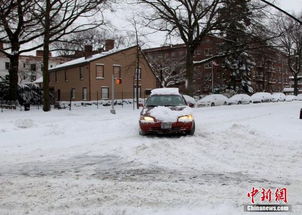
(151, 88, 180, 96)
(1, 102, 302, 214)
(149, 106, 192, 122)
(15, 119, 34, 129)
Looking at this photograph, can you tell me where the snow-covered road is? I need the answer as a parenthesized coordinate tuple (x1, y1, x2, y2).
(0, 102, 302, 215)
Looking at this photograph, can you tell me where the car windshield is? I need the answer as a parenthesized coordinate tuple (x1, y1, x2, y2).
(146, 95, 186, 107)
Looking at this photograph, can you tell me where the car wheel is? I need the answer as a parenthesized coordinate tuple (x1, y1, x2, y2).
(187, 122, 195, 136)
(139, 129, 147, 136)
(224, 101, 227, 105)
(211, 102, 215, 106)
(238, 101, 242, 104)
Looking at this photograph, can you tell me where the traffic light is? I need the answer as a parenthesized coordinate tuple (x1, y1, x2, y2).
(115, 79, 122, 85)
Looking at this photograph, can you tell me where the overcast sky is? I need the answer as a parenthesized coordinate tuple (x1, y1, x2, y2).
(23, 0, 302, 55)
(105, 0, 302, 49)
(278, 0, 302, 14)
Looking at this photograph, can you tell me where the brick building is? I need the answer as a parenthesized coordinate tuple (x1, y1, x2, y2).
(49, 45, 157, 101)
(144, 36, 292, 95)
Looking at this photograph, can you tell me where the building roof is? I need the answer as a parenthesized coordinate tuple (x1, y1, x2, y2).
(50, 45, 137, 71)
(289, 75, 302, 79)
(33, 77, 43, 84)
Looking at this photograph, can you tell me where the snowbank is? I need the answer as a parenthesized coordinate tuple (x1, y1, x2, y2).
(0, 102, 302, 214)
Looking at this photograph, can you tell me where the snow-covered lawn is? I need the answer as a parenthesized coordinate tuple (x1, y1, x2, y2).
(0, 102, 302, 215)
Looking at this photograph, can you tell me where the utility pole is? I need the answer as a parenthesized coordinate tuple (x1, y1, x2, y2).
(134, 19, 140, 109)
(211, 62, 214, 93)
(110, 74, 116, 114)
(294, 53, 299, 96)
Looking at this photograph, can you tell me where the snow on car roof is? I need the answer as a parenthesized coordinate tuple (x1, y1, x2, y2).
(151, 88, 180, 96)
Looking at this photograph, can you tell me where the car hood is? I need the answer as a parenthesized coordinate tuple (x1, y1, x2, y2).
(141, 106, 192, 122)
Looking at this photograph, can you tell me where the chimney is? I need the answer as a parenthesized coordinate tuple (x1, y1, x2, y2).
(105, 39, 115, 51)
(36, 50, 52, 57)
(84, 45, 93, 53)
(84, 45, 93, 59)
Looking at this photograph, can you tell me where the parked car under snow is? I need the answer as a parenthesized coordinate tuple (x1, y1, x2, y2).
(271, 93, 286, 102)
(251, 92, 272, 103)
(183, 95, 196, 107)
(285, 95, 297, 102)
(227, 94, 251, 105)
(296, 94, 302, 101)
(139, 88, 195, 135)
(196, 94, 228, 107)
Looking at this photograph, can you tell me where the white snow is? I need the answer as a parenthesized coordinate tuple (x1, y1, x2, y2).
(149, 106, 192, 122)
(183, 95, 196, 105)
(0, 102, 302, 214)
(151, 88, 180, 96)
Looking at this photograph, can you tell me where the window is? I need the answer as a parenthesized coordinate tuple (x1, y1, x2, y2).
(5, 62, 10, 70)
(113, 66, 121, 79)
(194, 50, 201, 56)
(57, 89, 61, 101)
(101, 87, 109, 99)
(135, 68, 142, 80)
(65, 70, 68, 82)
(204, 48, 212, 56)
(204, 62, 212, 69)
(31, 75, 36, 82)
(23, 63, 26, 68)
(79, 67, 84, 80)
(31, 64, 36, 71)
(82, 87, 88, 100)
(71, 88, 76, 99)
(133, 85, 141, 99)
(96, 64, 104, 79)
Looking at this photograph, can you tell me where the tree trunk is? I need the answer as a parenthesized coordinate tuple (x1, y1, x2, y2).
(8, 53, 19, 102)
(43, 0, 51, 112)
(294, 73, 298, 96)
(185, 47, 194, 96)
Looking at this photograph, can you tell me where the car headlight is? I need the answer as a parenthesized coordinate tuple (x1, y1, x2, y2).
(178, 114, 193, 122)
(140, 116, 155, 122)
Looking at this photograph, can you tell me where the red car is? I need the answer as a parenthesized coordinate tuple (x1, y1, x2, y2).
(139, 88, 195, 135)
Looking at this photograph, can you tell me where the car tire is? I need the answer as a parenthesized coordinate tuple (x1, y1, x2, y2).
(211, 102, 215, 106)
(139, 129, 147, 136)
(224, 101, 227, 105)
(187, 122, 195, 136)
(238, 101, 242, 104)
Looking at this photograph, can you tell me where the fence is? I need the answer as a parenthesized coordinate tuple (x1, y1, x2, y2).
(53, 88, 148, 110)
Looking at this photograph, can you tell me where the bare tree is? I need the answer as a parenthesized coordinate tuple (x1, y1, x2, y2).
(52, 26, 137, 56)
(139, 0, 224, 95)
(0, 0, 44, 101)
(34, 0, 107, 111)
(146, 54, 186, 87)
(274, 13, 302, 95)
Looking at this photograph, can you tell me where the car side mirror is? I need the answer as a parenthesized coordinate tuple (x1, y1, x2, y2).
(188, 103, 195, 108)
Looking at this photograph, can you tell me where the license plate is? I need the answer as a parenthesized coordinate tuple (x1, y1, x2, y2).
(161, 122, 172, 129)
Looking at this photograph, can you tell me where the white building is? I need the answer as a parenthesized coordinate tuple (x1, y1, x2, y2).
(0, 44, 69, 83)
